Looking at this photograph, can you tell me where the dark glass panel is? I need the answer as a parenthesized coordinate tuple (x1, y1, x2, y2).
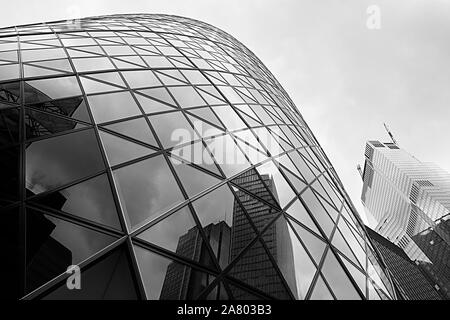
(29, 174, 121, 230)
(133, 245, 215, 300)
(0, 146, 20, 207)
(26, 129, 105, 195)
(0, 81, 21, 104)
(25, 108, 87, 139)
(191, 184, 257, 270)
(136, 205, 220, 272)
(42, 247, 138, 300)
(26, 96, 91, 123)
(0, 107, 19, 147)
(113, 155, 184, 230)
(25, 207, 117, 294)
(227, 238, 292, 299)
(3, 206, 21, 299)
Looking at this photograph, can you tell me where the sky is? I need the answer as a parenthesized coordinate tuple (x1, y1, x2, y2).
(2, 0, 450, 225)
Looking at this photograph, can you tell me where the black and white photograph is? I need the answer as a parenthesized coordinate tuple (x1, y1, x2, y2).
(1, 0, 449, 308)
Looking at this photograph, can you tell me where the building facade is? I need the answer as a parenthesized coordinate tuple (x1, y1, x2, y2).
(361, 140, 450, 299)
(1, 14, 398, 300)
(366, 227, 443, 300)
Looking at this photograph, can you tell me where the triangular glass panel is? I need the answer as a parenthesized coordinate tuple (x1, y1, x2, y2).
(320, 250, 361, 300)
(135, 93, 176, 114)
(279, 166, 307, 194)
(87, 91, 141, 124)
(285, 199, 321, 235)
(25, 129, 105, 195)
(99, 130, 154, 167)
(26, 97, 91, 123)
(254, 160, 296, 209)
(191, 183, 257, 270)
(170, 140, 222, 176)
(314, 190, 340, 222)
(137, 87, 177, 107)
(186, 106, 224, 129)
(133, 245, 212, 300)
(196, 86, 227, 105)
(285, 220, 317, 299)
(186, 114, 223, 138)
(149, 111, 199, 149)
(233, 136, 268, 166)
(25, 207, 118, 294)
(83, 71, 126, 88)
(212, 106, 247, 131)
(42, 246, 138, 300)
(287, 151, 317, 184)
(331, 228, 362, 268)
(155, 70, 187, 86)
(227, 238, 292, 299)
(121, 70, 161, 89)
(80, 77, 122, 94)
(23, 65, 66, 77)
(112, 56, 146, 69)
(170, 157, 221, 198)
(103, 117, 157, 147)
(29, 174, 121, 230)
(169, 86, 206, 108)
(300, 189, 336, 238)
(197, 280, 230, 300)
(25, 108, 88, 140)
(136, 205, 220, 272)
(205, 134, 251, 178)
(113, 155, 184, 230)
(288, 218, 326, 264)
(225, 281, 263, 300)
(309, 276, 334, 300)
(235, 109, 262, 127)
(339, 254, 367, 296)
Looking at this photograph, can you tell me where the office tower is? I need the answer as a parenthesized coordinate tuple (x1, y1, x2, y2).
(229, 169, 297, 299)
(160, 222, 231, 300)
(1, 14, 398, 300)
(361, 140, 450, 298)
(366, 227, 443, 300)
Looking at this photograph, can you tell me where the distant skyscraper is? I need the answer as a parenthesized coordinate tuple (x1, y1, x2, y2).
(361, 140, 450, 298)
(160, 221, 231, 300)
(229, 169, 298, 299)
(366, 227, 443, 300)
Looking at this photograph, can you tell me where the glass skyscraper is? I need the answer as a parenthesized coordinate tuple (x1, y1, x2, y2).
(1, 14, 398, 300)
(361, 140, 450, 299)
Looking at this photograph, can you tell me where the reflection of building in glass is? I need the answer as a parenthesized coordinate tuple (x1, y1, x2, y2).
(160, 221, 231, 300)
(230, 169, 297, 299)
(366, 227, 443, 300)
(3, 14, 400, 300)
(361, 140, 450, 299)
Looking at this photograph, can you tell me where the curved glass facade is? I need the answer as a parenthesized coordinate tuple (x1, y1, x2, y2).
(1, 14, 397, 300)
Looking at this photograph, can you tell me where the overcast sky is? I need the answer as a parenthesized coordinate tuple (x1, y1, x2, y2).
(2, 0, 449, 225)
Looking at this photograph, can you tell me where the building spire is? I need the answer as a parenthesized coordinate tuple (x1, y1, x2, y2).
(384, 123, 398, 145)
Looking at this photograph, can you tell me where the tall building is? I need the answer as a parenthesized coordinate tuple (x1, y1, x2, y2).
(1, 14, 399, 300)
(229, 169, 297, 299)
(361, 140, 450, 298)
(160, 221, 231, 300)
(366, 227, 443, 300)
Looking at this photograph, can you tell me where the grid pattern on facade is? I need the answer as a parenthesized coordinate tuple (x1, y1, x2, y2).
(0, 14, 397, 300)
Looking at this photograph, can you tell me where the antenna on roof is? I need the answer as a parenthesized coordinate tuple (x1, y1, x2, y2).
(383, 123, 398, 145)
(357, 164, 364, 181)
